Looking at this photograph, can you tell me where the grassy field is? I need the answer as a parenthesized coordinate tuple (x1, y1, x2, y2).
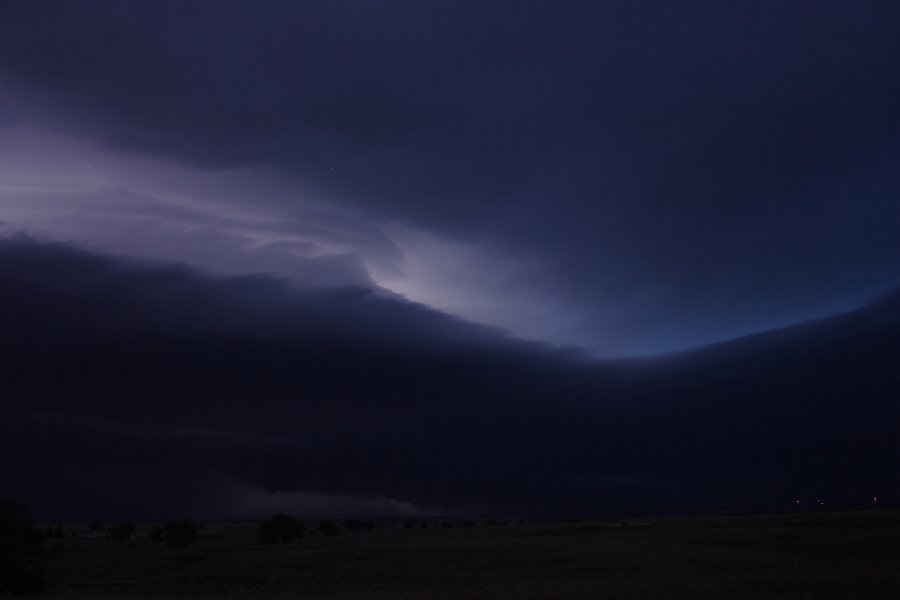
(31, 509, 900, 599)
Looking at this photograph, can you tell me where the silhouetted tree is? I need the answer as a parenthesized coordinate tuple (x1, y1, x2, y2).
(316, 520, 339, 536)
(43, 525, 64, 539)
(0, 502, 45, 595)
(258, 513, 305, 544)
(147, 524, 165, 543)
(164, 519, 199, 547)
(108, 521, 136, 542)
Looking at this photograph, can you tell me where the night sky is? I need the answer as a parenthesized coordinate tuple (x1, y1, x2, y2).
(1, 1, 899, 518)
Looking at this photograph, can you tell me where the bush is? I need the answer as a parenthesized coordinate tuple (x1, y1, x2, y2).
(147, 524, 165, 543)
(108, 521, 136, 542)
(0, 502, 45, 595)
(316, 520, 339, 536)
(343, 519, 375, 532)
(164, 519, 199, 547)
(258, 513, 305, 544)
(88, 520, 104, 532)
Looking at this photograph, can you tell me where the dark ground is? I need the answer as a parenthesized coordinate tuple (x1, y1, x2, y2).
(25, 508, 900, 599)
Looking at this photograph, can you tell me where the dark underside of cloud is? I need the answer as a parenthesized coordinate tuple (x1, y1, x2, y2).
(2, 237, 898, 518)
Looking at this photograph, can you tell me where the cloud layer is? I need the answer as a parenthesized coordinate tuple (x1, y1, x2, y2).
(2, 238, 898, 518)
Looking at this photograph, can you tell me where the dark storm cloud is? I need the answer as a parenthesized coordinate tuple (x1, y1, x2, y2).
(2, 0, 899, 353)
(2, 238, 899, 517)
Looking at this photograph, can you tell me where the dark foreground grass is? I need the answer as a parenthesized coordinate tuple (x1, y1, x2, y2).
(30, 509, 900, 599)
